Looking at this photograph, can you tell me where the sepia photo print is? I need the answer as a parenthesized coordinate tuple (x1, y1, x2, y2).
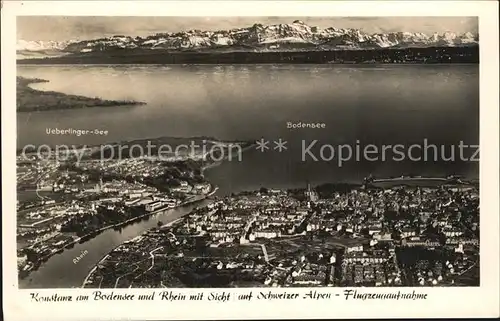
(16, 15, 481, 291)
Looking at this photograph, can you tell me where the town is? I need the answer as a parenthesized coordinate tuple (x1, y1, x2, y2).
(82, 177, 479, 288)
(15, 138, 249, 278)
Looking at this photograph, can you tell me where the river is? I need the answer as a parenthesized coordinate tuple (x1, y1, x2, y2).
(19, 201, 210, 288)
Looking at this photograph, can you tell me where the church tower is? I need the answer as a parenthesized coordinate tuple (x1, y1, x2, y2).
(304, 181, 318, 202)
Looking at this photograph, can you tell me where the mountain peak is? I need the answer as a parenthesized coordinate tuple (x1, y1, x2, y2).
(17, 22, 479, 56)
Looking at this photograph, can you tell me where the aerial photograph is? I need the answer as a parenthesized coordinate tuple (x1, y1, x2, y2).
(16, 16, 479, 289)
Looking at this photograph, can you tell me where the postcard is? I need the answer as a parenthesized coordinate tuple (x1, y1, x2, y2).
(2, 1, 499, 320)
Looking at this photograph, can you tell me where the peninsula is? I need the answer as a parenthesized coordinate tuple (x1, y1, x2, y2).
(16, 76, 146, 112)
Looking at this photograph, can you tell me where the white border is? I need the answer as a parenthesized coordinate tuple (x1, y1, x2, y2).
(2, 1, 499, 320)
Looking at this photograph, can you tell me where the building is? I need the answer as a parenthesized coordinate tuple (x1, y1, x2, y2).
(401, 228, 417, 238)
(443, 228, 464, 237)
(304, 183, 319, 202)
(145, 201, 164, 212)
(401, 238, 441, 248)
(254, 229, 282, 239)
(124, 198, 141, 206)
(373, 232, 392, 242)
(346, 244, 363, 253)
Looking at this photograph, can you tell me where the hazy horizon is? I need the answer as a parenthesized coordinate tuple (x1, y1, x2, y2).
(17, 16, 478, 41)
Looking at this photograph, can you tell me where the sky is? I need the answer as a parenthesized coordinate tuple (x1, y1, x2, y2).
(17, 16, 478, 41)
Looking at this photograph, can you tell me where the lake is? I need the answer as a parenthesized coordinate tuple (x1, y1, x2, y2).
(16, 64, 479, 287)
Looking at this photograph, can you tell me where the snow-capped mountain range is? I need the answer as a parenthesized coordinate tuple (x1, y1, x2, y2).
(16, 40, 76, 51)
(17, 20, 478, 56)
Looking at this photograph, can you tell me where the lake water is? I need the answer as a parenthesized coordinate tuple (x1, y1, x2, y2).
(16, 64, 479, 287)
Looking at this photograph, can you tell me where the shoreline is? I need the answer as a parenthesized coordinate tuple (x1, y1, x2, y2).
(16, 45, 479, 65)
(16, 76, 146, 113)
(16, 135, 256, 155)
